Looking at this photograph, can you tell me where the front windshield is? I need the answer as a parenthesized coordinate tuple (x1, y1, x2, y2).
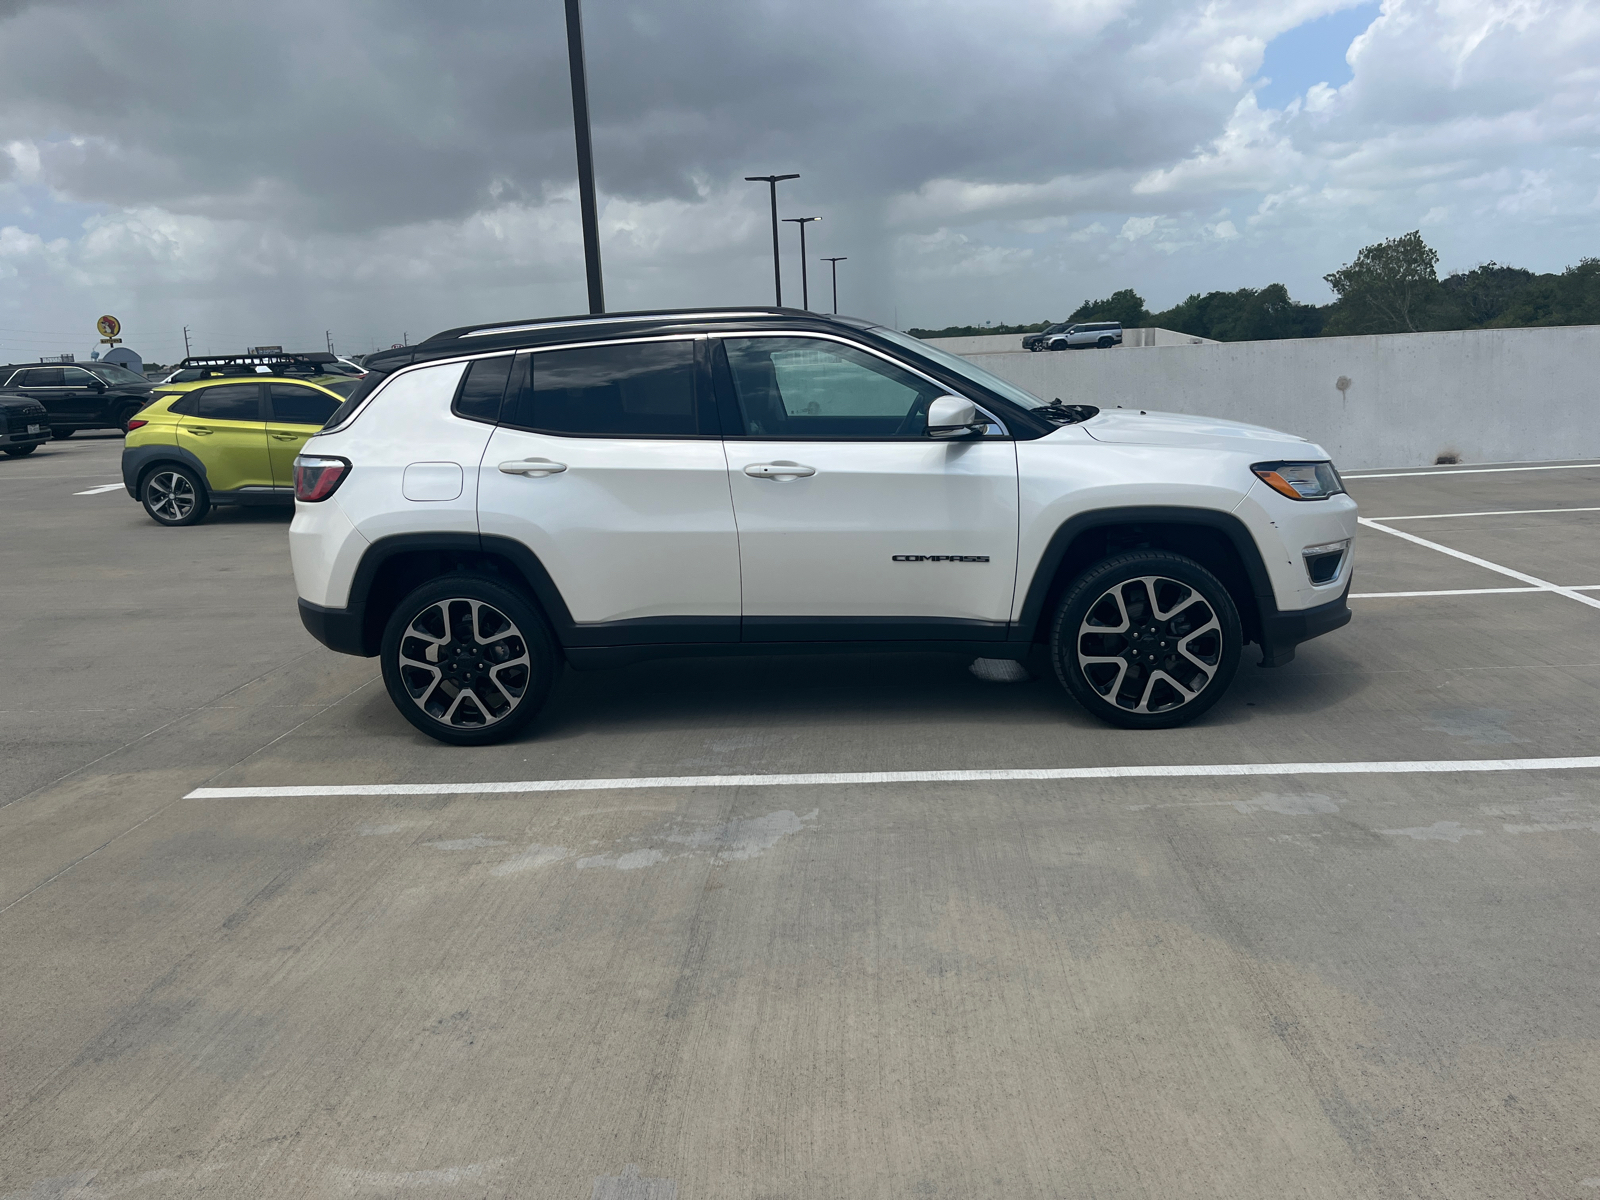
(85, 363, 147, 384)
(873, 327, 1051, 411)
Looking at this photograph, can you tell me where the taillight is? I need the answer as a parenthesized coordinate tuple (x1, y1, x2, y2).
(124, 419, 147, 430)
(294, 455, 350, 502)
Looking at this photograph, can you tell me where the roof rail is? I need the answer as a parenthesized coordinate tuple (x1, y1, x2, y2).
(430, 307, 795, 343)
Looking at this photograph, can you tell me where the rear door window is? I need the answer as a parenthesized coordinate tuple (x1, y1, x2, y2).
(177, 384, 264, 421)
(21, 368, 64, 387)
(502, 339, 711, 437)
(267, 383, 341, 426)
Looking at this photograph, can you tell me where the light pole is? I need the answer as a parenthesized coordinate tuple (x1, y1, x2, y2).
(782, 216, 821, 310)
(821, 256, 847, 314)
(744, 174, 799, 306)
(565, 0, 604, 313)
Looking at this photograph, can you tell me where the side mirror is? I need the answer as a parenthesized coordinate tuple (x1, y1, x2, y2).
(88, 379, 106, 392)
(926, 395, 986, 438)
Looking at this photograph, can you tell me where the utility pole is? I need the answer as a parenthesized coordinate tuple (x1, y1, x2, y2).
(182, 326, 191, 358)
(782, 216, 821, 310)
(822, 257, 847, 314)
(325, 330, 334, 355)
(745, 174, 799, 306)
(565, 0, 605, 314)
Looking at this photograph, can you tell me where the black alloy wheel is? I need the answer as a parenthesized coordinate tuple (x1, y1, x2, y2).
(380, 576, 558, 746)
(1097, 336, 1116, 348)
(3, 444, 37, 457)
(50, 427, 74, 439)
(1051, 551, 1241, 729)
(140, 465, 209, 526)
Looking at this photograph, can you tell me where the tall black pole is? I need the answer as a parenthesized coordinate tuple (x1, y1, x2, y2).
(783, 216, 820, 310)
(822, 257, 846, 314)
(745, 174, 799, 306)
(565, 0, 604, 314)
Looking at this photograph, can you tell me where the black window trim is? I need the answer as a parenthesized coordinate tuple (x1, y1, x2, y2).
(707, 329, 1009, 441)
(170, 381, 268, 421)
(498, 334, 720, 441)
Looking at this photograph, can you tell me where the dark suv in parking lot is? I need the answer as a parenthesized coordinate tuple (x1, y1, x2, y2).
(0, 362, 153, 437)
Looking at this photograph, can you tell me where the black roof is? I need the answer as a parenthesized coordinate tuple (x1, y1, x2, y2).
(362, 307, 877, 373)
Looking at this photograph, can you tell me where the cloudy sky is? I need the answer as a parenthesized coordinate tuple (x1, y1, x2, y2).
(0, 0, 1594, 360)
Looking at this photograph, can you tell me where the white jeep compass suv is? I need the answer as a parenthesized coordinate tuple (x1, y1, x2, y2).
(290, 309, 1355, 746)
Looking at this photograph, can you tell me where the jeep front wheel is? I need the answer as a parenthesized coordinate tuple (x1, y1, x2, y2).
(1050, 551, 1241, 729)
(380, 576, 559, 746)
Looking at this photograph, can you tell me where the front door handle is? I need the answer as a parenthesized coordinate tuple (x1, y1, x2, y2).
(270, 433, 299, 441)
(744, 461, 816, 481)
(499, 458, 567, 477)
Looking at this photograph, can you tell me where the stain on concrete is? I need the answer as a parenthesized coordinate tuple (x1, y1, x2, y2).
(1233, 793, 1341, 816)
(358, 822, 412, 836)
(590, 1164, 676, 1200)
(1422, 708, 1522, 744)
(1380, 821, 1485, 843)
(0, 1171, 97, 1200)
(329, 1159, 506, 1191)
(665, 808, 818, 860)
(488, 844, 572, 876)
(423, 834, 509, 850)
(576, 848, 668, 871)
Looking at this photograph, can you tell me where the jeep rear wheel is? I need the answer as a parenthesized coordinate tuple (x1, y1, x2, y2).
(1050, 551, 1241, 729)
(380, 576, 559, 746)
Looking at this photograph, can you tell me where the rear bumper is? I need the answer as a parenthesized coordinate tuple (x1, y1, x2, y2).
(298, 598, 370, 657)
(1257, 582, 1352, 667)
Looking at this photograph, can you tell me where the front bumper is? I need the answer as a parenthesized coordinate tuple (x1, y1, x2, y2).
(1256, 581, 1352, 667)
(298, 598, 371, 657)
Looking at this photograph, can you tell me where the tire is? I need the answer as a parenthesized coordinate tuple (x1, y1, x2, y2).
(3, 444, 37, 457)
(51, 427, 75, 439)
(1097, 336, 1115, 348)
(117, 406, 143, 431)
(140, 464, 210, 526)
(380, 575, 559, 746)
(1050, 551, 1241, 729)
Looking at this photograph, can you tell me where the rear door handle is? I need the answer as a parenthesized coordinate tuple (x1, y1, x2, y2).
(744, 461, 816, 480)
(499, 458, 567, 477)
(270, 433, 299, 441)
(185, 427, 213, 435)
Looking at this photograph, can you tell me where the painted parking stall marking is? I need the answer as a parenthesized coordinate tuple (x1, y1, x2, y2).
(1358, 517, 1600, 611)
(74, 483, 125, 496)
(187, 755, 1600, 800)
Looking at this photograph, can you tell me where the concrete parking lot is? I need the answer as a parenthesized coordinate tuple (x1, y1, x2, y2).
(4, 435, 1600, 1199)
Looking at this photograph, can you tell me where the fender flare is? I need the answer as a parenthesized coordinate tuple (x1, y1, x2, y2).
(1011, 505, 1277, 642)
(121, 443, 212, 498)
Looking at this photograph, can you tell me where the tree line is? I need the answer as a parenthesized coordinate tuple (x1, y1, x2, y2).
(908, 232, 1600, 343)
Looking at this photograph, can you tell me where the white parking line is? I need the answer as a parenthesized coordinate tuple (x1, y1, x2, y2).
(1369, 507, 1600, 522)
(74, 483, 125, 496)
(186, 755, 1600, 799)
(1358, 518, 1600, 611)
(1351, 585, 1600, 598)
(1345, 463, 1600, 480)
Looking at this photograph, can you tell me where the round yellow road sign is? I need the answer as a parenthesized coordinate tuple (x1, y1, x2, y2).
(96, 314, 121, 339)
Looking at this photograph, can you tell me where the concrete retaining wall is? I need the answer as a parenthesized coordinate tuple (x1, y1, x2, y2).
(954, 325, 1600, 470)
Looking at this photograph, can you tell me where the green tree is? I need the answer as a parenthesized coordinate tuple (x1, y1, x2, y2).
(1068, 288, 1150, 327)
(1151, 284, 1323, 341)
(1438, 262, 1535, 327)
(1322, 231, 1440, 333)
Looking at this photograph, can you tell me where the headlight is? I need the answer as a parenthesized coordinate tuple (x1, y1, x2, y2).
(1252, 461, 1344, 501)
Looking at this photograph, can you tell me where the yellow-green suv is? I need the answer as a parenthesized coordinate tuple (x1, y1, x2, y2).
(122, 368, 354, 526)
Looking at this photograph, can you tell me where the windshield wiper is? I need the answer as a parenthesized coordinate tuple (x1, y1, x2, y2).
(1034, 399, 1099, 425)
